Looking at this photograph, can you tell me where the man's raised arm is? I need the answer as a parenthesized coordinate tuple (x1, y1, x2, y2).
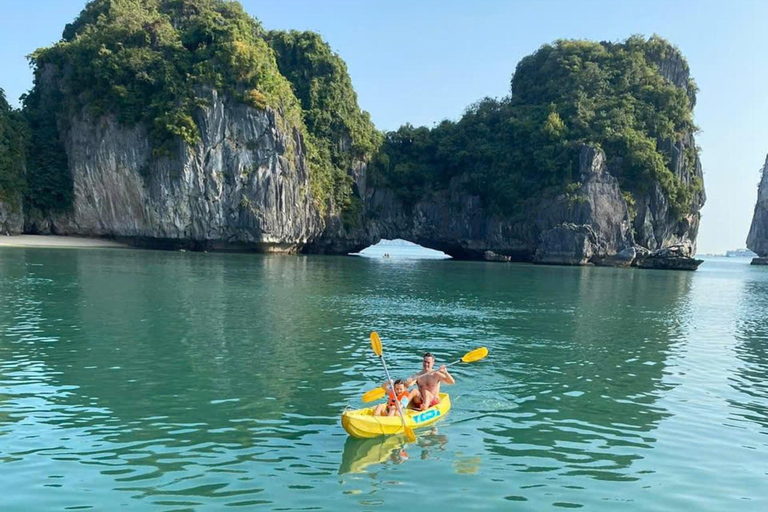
(437, 365, 455, 384)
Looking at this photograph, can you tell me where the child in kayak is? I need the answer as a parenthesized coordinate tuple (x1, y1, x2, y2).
(373, 379, 417, 416)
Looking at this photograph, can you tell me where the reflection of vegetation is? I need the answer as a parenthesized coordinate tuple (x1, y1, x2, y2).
(480, 266, 693, 480)
(0, 391, 14, 435)
(369, 36, 700, 217)
(732, 281, 768, 429)
(1, 250, 388, 505)
(0, 251, 364, 461)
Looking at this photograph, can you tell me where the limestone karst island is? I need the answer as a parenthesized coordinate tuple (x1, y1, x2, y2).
(0, 0, 712, 270)
(6, 2, 768, 511)
(747, 157, 768, 264)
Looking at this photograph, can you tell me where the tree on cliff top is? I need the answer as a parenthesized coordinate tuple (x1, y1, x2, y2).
(267, 30, 381, 214)
(25, 0, 378, 216)
(30, 0, 302, 147)
(370, 35, 702, 217)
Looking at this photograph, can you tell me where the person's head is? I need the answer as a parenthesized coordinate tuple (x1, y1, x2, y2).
(393, 379, 406, 394)
(422, 352, 435, 371)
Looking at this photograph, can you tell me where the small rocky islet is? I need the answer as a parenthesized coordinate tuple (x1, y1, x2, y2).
(747, 156, 768, 265)
(0, 0, 722, 270)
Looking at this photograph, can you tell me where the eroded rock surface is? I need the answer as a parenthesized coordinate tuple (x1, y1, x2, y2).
(747, 155, 768, 263)
(0, 196, 23, 235)
(28, 87, 323, 252)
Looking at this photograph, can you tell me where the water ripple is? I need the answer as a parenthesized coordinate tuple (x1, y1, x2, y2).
(2, 252, 768, 509)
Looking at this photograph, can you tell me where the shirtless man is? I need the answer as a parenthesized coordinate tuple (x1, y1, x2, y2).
(406, 352, 455, 410)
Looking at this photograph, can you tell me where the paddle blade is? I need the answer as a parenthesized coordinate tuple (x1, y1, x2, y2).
(362, 387, 386, 403)
(461, 347, 489, 363)
(370, 332, 382, 357)
(404, 426, 416, 443)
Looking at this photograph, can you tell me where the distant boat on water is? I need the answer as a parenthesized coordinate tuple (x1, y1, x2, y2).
(725, 248, 758, 257)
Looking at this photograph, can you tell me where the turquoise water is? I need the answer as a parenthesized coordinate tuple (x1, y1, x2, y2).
(1, 247, 767, 510)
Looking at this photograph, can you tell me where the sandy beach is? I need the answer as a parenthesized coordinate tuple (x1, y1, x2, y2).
(0, 234, 129, 249)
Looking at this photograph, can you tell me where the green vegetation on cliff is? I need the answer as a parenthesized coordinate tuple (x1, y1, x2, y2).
(33, 0, 302, 146)
(0, 89, 28, 209)
(370, 36, 701, 216)
(25, 0, 301, 212)
(22, 5, 699, 223)
(23, 82, 72, 213)
(268, 30, 381, 214)
(25, 0, 377, 215)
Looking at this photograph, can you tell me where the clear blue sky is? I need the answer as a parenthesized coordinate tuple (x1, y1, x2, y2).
(2, 0, 766, 254)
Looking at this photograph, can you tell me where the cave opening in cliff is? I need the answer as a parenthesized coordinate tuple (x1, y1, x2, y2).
(353, 239, 451, 260)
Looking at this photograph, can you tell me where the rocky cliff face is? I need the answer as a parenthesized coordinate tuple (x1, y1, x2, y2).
(309, 145, 700, 269)
(309, 144, 702, 270)
(534, 147, 634, 266)
(28, 87, 323, 251)
(631, 133, 705, 255)
(19, 86, 703, 269)
(747, 155, 768, 264)
(17, 23, 704, 270)
(304, 42, 707, 269)
(0, 196, 23, 234)
(28, 118, 701, 269)
(631, 49, 706, 258)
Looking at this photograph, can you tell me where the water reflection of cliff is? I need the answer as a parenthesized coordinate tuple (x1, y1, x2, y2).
(0, 249, 374, 505)
(49, 251, 367, 425)
(732, 277, 768, 429)
(0, 249, 84, 435)
(479, 265, 693, 481)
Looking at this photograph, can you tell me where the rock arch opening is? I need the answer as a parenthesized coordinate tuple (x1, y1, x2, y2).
(353, 239, 451, 260)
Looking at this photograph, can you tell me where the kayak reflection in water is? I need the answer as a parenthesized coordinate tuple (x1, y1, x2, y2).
(338, 429, 447, 474)
(391, 448, 409, 464)
(418, 428, 448, 460)
(339, 436, 405, 474)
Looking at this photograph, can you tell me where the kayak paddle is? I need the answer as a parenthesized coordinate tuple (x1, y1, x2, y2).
(370, 332, 417, 443)
(361, 346, 489, 403)
(362, 386, 387, 403)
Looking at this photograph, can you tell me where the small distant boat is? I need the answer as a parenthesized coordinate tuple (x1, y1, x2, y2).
(341, 393, 451, 439)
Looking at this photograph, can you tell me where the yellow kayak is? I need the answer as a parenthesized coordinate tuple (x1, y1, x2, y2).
(341, 393, 451, 439)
